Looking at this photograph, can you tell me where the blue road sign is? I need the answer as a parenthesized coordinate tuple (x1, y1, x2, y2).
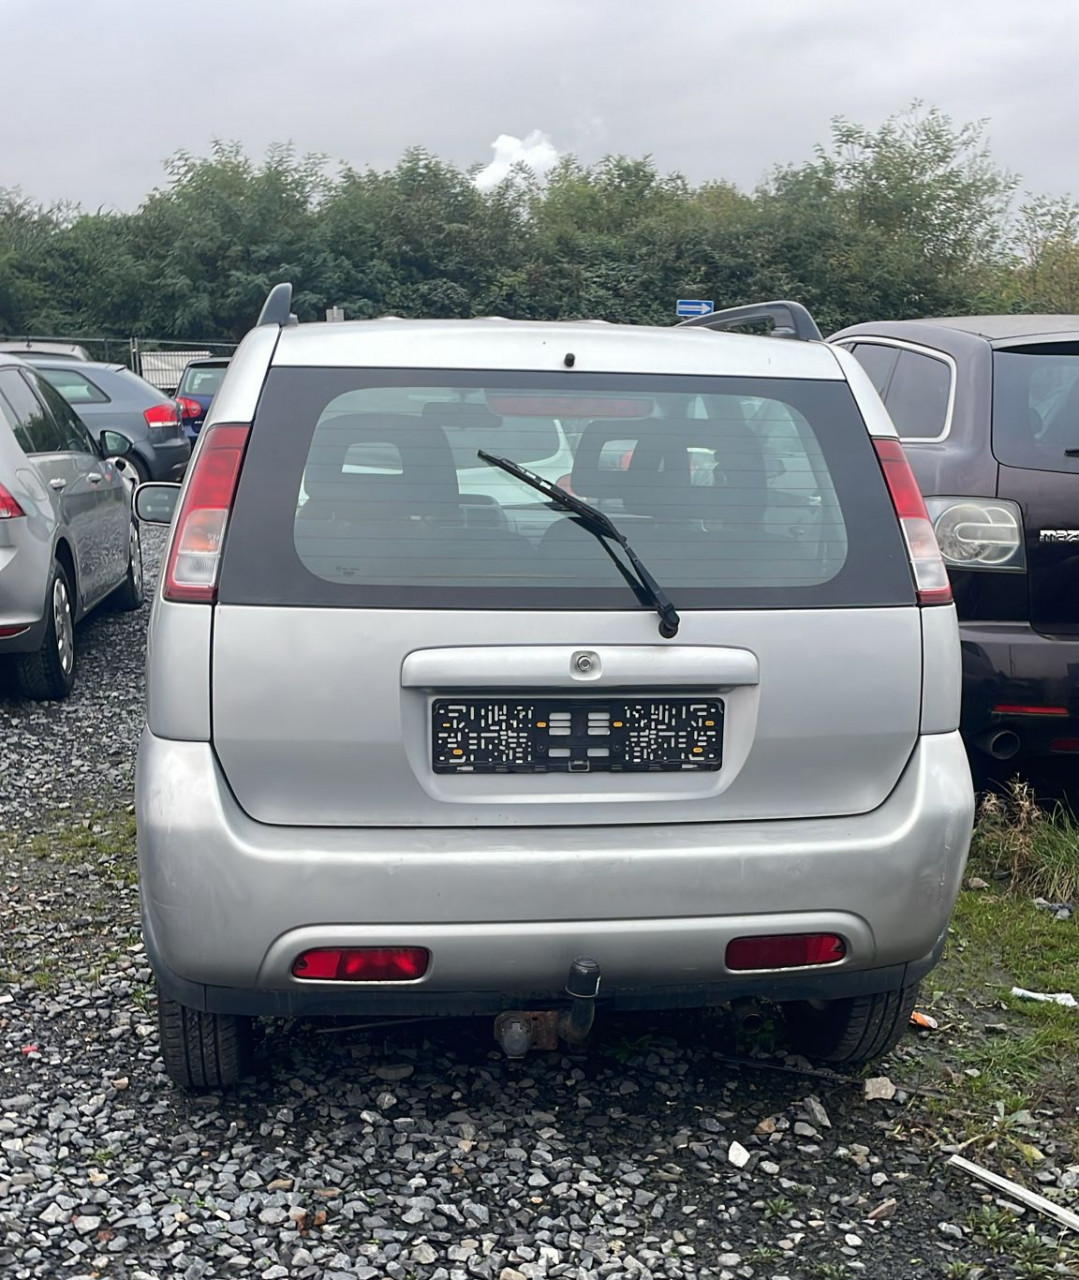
(676, 299, 714, 318)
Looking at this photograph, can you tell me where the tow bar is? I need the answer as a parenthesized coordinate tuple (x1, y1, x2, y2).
(493, 957, 602, 1059)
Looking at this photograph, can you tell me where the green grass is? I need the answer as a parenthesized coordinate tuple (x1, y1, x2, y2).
(972, 781, 1079, 902)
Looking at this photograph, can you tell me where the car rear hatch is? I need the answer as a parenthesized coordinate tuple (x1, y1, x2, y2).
(202, 365, 927, 828)
(992, 341, 1079, 636)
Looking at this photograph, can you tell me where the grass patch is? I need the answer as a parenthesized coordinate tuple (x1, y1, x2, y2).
(972, 781, 1079, 902)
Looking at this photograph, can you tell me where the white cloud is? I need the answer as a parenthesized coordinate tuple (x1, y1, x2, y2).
(473, 130, 560, 191)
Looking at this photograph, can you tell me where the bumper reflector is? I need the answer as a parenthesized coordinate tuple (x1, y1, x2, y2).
(726, 933, 846, 971)
(292, 947, 430, 982)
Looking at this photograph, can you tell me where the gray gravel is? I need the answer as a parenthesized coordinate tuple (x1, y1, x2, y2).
(1, 527, 1076, 1279)
(0, 529, 168, 829)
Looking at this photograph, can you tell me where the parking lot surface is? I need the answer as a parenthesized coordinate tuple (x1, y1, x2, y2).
(0, 531, 1072, 1280)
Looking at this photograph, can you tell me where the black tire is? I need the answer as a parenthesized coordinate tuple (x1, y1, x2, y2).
(127, 453, 150, 486)
(157, 986, 254, 1090)
(782, 982, 920, 1066)
(15, 559, 76, 700)
(111, 521, 144, 612)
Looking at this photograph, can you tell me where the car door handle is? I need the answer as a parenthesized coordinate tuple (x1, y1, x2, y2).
(49, 477, 67, 492)
(87, 472, 103, 485)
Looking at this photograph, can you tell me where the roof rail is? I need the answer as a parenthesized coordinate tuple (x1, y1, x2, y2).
(256, 282, 298, 328)
(678, 300, 822, 342)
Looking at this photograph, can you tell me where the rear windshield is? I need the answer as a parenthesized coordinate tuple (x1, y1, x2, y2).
(993, 344, 1079, 474)
(178, 364, 228, 397)
(220, 369, 915, 610)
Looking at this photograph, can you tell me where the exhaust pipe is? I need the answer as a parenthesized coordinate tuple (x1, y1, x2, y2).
(975, 729, 1021, 761)
(731, 997, 765, 1034)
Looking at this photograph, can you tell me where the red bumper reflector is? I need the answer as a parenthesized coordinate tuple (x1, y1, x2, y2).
(726, 933, 846, 971)
(292, 947, 430, 982)
(1051, 738, 1079, 753)
(993, 704, 1068, 717)
(0, 625, 29, 638)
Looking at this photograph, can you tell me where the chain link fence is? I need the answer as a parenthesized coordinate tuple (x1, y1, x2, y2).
(0, 334, 238, 394)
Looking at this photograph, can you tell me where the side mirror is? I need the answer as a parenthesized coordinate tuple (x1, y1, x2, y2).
(135, 482, 181, 525)
(99, 429, 134, 458)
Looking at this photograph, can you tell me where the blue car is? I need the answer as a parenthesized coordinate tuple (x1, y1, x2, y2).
(176, 357, 230, 441)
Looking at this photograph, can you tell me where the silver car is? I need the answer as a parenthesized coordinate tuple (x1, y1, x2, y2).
(136, 289, 975, 1089)
(0, 356, 143, 699)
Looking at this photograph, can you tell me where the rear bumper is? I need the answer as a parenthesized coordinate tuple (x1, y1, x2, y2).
(144, 437, 191, 481)
(960, 621, 1079, 754)
(137, 730, 974, 1017)
(0, 523, 49, 655)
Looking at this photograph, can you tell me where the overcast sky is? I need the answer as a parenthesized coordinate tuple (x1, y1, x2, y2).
(3, 0, 1078, 211)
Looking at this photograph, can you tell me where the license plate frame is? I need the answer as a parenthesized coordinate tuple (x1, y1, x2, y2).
(432, 696, 723, 774)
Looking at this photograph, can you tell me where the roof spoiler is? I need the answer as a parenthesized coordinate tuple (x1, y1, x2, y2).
(678, 300, 822, 342)
(256, 282, 298, 328)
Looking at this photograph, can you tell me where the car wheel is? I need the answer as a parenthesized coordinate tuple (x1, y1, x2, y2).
(15, 559, 77, 700)
(781, 982, 920, 1066)
(157, 986, 255, 1090)
(127, 453, 150, 486)
(111, 522, 144, 612)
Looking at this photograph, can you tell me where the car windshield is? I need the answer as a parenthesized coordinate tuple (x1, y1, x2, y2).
(993, 343, 1079, 473)
(178, 365, 228, 397)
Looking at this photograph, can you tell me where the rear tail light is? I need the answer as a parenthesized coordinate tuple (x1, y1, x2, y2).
(726, 933, 846, 971)
(873, 438, 952, 605)
(144, 402, 181, 430)
(176, 396, 203, 421)
(163, 423, 250, 604)
(0, 484, 25, 519)
(994, 703, 1068, 717)
(292, 947, 430, 982)
(924, 497, 1025, 570)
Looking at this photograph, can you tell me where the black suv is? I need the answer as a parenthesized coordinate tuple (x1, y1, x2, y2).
(831, 316, 1079, 769)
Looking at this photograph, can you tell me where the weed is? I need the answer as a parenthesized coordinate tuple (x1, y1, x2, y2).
(972, 781, 1079, 900)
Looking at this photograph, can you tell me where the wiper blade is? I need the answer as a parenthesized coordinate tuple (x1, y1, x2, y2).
(477, 450, 680, 638)
(1065, 448, 1079, 457)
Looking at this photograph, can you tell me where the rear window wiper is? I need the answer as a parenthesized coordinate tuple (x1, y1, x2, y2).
(477, 450, 680, 638)
(1065, 448, 1079, 457)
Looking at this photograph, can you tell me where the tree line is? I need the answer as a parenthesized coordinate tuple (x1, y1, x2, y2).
(2, 105, 1078, 343)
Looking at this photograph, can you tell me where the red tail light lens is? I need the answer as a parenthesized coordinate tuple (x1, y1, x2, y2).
(726, 933, 846, 971)
(144, 402, 181, 430)
(292, 947, 430, 982)
(0, 484, 25, 519)
(873, 438, 952, 605)
(163, 423, 250, 604)
(176, 396, 202, 421)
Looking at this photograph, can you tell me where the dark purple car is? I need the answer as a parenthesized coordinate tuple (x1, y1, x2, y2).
(176, 357, 230, 441)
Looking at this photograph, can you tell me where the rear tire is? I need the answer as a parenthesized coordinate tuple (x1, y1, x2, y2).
(127, 453, 150, 486)
(157, 986, 254, 1090)
(111, 522, 144, 612)
(782, 982, 920, 1066)
(15, 559, 76, 700)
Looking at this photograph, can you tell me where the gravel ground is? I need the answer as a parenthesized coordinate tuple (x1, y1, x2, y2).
(1, 529, 1077, 1279)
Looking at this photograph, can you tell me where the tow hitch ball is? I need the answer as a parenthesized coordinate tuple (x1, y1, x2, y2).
(494, 957, 602, 1059)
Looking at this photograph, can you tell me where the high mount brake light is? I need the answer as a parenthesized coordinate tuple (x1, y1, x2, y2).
(163, 423, 250, 604)
(873, 438, 952, 606)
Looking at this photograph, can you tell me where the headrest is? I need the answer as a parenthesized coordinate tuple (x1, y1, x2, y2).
(304, 412, 459, 509)
(570, 416, 766, 522)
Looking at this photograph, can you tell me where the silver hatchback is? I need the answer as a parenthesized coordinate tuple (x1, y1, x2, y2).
(136, 289, 975, 1089)
(0, 355, 143, 699)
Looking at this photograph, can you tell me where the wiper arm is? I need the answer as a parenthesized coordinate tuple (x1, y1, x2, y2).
(478, 450, 680, 638)
(1065, 448, 1079, 457)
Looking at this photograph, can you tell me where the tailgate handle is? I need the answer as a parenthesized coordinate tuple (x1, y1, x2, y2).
(401, 645, 759, 689)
